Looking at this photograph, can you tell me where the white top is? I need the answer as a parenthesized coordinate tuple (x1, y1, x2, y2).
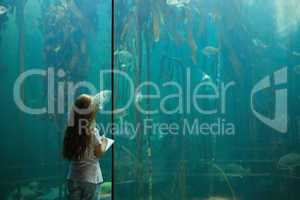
(67, 128, 103, 184)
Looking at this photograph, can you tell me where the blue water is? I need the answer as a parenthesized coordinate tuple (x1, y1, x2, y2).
(0, 0, 300, 199)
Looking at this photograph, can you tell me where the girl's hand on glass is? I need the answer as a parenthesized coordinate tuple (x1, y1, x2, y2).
(94, 138, 108, 157)
(100, 138, 108, 153)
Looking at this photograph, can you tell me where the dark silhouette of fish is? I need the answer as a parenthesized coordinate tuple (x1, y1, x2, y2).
(0, 5, 8, 15)
(278, 153, 300, 171)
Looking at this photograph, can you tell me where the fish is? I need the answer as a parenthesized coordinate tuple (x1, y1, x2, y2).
(292, 51, 300, 57)
(202, 46, 220, 57)
(7, 181, 45, 200)
(208, 12, 221, 22)
(53, 46, 61, 53)
(252, 38, 268, 49)
(278, 153, 300, 171)
(224, 163, 250, 178)
(294, 64, 300, 74)
(28, 181, 41, 189)
(135, 92, 143, 104)
(202, 72, 211, 81)
(120, 64, 127, 69)
(114, 49, 134, 70)
(0, 5, 8, 15)
(166, 0, 191, 8)
(92, 90, 112, 110)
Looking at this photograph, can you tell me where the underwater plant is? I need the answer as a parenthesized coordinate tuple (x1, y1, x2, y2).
(116, 1, 205, 198)
(277, 152, 300, 175)
(0, 1, 16, 43)
(40, 1, 91, 80)
(38, 0, 101, 124)
(119, 0, 202, 65)
(210, 163, 237, 200)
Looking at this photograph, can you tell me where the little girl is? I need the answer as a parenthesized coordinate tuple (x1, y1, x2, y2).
(63, 94, 108, 200)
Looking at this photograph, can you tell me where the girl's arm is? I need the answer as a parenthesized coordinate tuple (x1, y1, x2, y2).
(94, 138, 108, 158)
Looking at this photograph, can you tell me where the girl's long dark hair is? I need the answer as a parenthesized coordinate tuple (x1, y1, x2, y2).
(63, 95, 96, 161)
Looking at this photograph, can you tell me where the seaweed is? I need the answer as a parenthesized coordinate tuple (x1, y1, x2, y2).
(0, 1, 17, 43)
(39, 0, 99, 82)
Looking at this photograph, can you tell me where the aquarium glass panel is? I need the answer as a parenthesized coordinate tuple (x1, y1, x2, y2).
(0, 0, 112, 199)
(113, 0, 300, 200)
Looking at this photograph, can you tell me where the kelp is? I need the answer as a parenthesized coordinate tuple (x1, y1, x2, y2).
(117, 1, 153, 199)
(0, 1, 17, 43)
(16, 0, 26, 133)
(115, 1, 259, 199)
(38, 0, 99, 137)
(117, 1, 201, 199)
(120, 11, 136, 43)
(66, 0, 96, 37)
(152, 8, 161, 42)
(119, 0, 201, 65)
(38, 4, 99, 197)
(188, 29, 198, 64)
(158, 1, 200, 64)
(39, 0, 95, 80)
(0, 13, 8, 43)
